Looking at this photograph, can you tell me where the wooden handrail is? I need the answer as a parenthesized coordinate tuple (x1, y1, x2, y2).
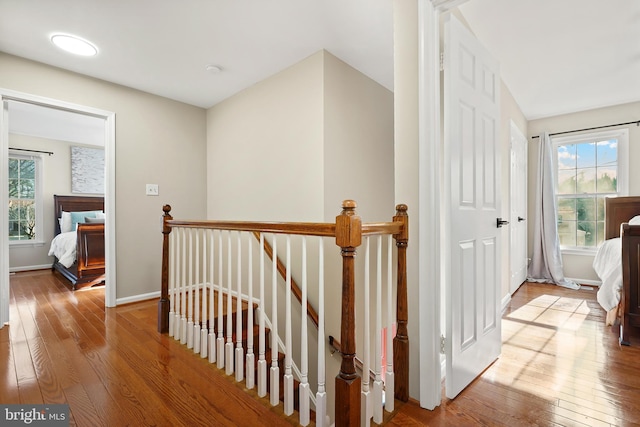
(167, 219, 337, 236)
(159, 200, 410, 425)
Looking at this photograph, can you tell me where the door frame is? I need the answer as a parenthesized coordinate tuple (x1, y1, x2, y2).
(0, 88, 116, 325)
(416, 0, 471, 410)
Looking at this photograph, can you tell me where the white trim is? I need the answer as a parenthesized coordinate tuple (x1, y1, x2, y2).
(561, 247, 598, 256)
(0, 89, 117, 323)
(566, 278, 601, 287)
(9, 264, 51, 273)
(418, 0, 442, 410)
(116, 290, 160, 306)
(1, 100, 10, 325)
(501, 293, 512, 314)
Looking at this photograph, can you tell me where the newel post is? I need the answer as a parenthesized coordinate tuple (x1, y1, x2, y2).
(393, 204, 409, 401)
(158, 204, 173, 333)
(335, 200, 362, 427)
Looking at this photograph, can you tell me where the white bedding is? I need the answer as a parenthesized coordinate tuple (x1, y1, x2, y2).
(48, 231, 77, 268)
(594, 237, 622, 315)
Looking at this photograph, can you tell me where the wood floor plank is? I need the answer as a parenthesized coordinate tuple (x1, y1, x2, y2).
(6, 273, 640, 426)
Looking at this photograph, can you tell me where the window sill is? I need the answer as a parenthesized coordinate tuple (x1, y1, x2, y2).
(9, 241, 45, 248)
(560, 247, 597, 257)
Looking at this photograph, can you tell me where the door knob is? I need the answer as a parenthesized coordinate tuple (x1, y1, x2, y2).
(518, 216, 526, 222)
(496, 218, 509, 228)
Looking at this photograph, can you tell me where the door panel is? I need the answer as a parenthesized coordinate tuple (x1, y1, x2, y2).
(444, 15, 502, 400)
(510, 122, 528, 293)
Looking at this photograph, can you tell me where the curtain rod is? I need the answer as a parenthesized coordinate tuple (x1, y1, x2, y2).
(531, 120, 640, 139)
(9, 147, 54, 156)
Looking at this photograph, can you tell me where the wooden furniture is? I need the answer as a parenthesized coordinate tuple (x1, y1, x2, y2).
(52, 195, 105, 290)
(604, 196, 640, 345)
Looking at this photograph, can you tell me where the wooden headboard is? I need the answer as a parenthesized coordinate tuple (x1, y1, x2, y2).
(605, 196, 640, 240)
(53, 194, 104, 235)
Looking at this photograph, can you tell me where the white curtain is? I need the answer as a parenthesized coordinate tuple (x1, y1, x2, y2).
(527, 132, 579, 290)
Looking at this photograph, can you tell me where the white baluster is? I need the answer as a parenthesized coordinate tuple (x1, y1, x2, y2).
(217, 230, 225, 369)
(193, 229, 201, 354)
(257, 233, 267, 397)
(187, 228, 194, 349)
(180, 228, 188, 345)
(270, 234, 279, 407)
(200, 229, 208, 359)
(246, 235, 255, 389)
(361, 237, 372, 427)
(226, 231, 234, 375)
(208, 229, 217, 364)
(373, 235, 384, 423)
(385, 235, 394, 412)
(299, 236, 310, 426)
(171, 228, 182, 341)
(168, 230, 175, 337)
(316, 238, 327, 427)
(235, 232, 244, 382)
(284, 235, 293, 416)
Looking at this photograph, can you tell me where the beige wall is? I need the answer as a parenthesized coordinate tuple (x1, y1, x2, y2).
(1, 52, 207, 299)
(528, 101, 640, 282)
(323, 51, 395, 221)
(206, 49, 395, 417)
(206, 51, 325, 222)
(393, 0, 422, 400)
(8, 134, 94, 270)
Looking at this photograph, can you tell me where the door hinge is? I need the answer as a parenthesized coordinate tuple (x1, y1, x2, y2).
(440, 335, 446, 354)
(440, 52, 445, 71)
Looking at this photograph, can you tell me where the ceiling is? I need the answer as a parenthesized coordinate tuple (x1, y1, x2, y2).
(1, 0, 638, 141)
(459, 0, 640, 120)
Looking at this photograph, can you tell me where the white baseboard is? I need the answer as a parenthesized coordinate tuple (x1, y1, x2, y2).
(9, 264, 51, 273)
(501, 293, 512, 314)
(116, 290, 161, 305)
(565, 277, 601, 287)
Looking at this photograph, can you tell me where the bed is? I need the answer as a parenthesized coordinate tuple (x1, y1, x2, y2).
(49, 195, 105, 290)
(594, 196, 640, 345)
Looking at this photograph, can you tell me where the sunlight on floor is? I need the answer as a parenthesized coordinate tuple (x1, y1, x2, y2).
(490, 293, 620, 426)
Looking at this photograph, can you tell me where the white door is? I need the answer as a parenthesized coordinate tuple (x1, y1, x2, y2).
(510, 122, 528, 294)
(443, 15, 502, 399)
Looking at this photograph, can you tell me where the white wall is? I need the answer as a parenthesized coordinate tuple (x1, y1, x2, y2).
(528, 100, 640, 282)
(1, 52, 207, 299)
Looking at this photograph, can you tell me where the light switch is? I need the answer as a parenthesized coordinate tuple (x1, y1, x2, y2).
(146, 184, 159, 196)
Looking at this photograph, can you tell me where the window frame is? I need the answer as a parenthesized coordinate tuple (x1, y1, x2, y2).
(8, 150, 44, 246)
(552, 128, 629, 255)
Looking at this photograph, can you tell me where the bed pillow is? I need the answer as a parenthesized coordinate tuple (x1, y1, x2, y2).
(59, 211, 72, 233)
(630, 215, 640, 225)
(95, 211, 106, 219)
(70, 210, 103, 231)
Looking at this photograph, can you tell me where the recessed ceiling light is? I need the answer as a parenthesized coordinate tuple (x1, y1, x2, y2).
(51, 34, 98, 56)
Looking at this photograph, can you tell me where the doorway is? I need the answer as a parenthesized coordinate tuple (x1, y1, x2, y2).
(1, 90, 116, 326)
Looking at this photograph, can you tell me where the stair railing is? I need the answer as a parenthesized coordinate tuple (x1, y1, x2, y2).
(158, 200, 409, 427)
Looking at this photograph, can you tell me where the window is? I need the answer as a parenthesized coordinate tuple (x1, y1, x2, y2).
(8, 153, 43, 243)
(553, 129, 628, 251)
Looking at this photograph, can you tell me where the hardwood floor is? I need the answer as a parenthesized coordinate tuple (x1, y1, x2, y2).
(390, 282, 640, 427)
(2, 270, 299, 426)
(3, 272, 640, 426)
